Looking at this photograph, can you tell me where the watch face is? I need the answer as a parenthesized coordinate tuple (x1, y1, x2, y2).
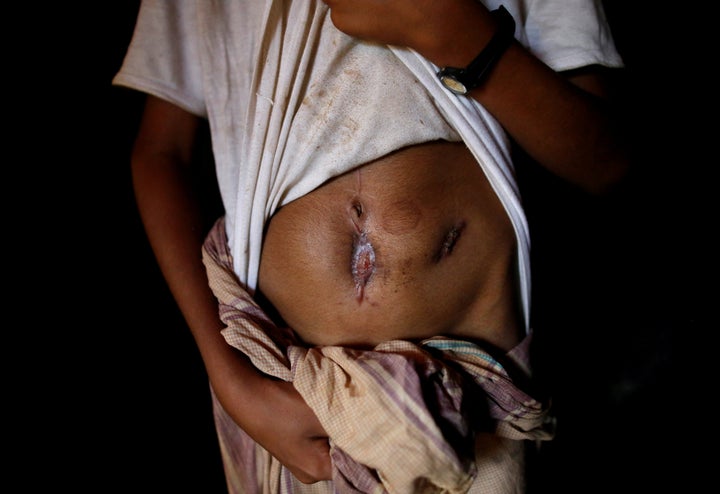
(439, 75, 468, 95)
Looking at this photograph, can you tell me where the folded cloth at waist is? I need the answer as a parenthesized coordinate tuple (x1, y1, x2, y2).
(202, 216, 555, 494)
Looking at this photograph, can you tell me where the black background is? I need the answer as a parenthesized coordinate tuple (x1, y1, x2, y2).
(13, 1, 706, 492)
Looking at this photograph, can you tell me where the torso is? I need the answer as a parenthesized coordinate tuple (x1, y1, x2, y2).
(258, 140, 522, 351)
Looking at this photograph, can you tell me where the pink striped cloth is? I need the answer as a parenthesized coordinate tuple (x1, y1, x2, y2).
(202, 217, 554, 494)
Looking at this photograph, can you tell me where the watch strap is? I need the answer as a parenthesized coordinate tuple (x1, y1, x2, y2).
(437, 6, 516, 95)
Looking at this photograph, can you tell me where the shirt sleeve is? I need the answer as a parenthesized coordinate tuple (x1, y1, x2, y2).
(485, 0, 624, 72)
(112, 0, 206, 117)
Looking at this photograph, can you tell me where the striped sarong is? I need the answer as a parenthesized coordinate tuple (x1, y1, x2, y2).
(203, 217, 554, 494)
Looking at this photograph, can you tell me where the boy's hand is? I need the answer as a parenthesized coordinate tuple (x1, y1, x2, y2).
(322, 0, 490, 66)
(246, 378, 332, 484)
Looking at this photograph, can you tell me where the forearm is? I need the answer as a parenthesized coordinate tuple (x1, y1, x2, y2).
(420, 7, 629, 194)
(130, 121, 265, 428)
(473, 46, 629, 193)
(131, 127, 330, 481)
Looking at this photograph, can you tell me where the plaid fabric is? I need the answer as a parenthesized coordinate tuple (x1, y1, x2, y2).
(203, 217, 554, 494)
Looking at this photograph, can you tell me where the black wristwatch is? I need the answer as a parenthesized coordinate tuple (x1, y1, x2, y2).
(437, 6, 516, 95)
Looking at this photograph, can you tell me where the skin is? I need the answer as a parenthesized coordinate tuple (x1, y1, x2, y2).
(130, 0, 631, 484)
(258, 141, 521, 351)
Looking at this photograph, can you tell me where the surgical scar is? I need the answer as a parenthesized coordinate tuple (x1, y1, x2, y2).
(352, 232, 375, 299)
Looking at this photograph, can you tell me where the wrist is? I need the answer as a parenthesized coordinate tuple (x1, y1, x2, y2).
(436, 6, 516, 95)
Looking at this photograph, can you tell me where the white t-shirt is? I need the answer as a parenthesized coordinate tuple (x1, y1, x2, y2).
(113, 0, 623, 331)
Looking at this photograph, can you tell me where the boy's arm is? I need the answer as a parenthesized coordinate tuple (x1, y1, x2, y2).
(323, 0, 630, 194)
(130, 95, 332, 483)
